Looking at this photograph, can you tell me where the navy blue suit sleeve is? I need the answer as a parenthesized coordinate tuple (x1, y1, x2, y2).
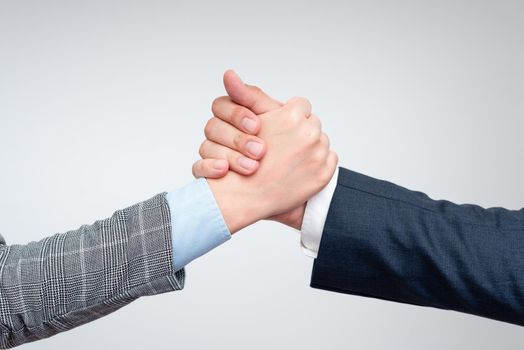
(311, 167, 524, 326)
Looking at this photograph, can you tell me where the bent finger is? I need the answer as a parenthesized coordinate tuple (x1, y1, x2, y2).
(204, 117, 266, 160)
(211, 96, 261, 134)
(192, 159, 229, 179)
(199, 140, 260, 175)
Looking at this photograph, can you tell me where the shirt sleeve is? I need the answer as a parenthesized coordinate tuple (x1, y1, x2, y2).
(166, 178, 231, 271)
(300, 167, 339, 258)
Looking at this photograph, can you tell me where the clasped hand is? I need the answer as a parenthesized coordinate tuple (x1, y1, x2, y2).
(192, 70, 338, 233)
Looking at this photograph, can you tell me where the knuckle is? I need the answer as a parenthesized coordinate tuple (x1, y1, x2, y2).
(204, 118, 217, 138)
(233, 105, 246, 124)
(226, 151, 236, 165)
(296, 96, 311, 106)
(292, 96, 312, 111)
(311, 148, 326, 163)
(192, 161, 204, 178)
(310, 114, 322, 128)
(191, 163, 198, 177)
(211, 98, 220, 114)
(211, 96, 226, 114)
(233, 132, 245, 149)
(198, 141, 208, 158)
(302, 125, 321, 143)
(289, 107, 304, 123)
(320, 132, 330, 147)
(309, 127, 321, 141)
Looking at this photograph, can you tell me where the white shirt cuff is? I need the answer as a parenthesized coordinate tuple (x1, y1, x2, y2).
(300, 167, 339, 258)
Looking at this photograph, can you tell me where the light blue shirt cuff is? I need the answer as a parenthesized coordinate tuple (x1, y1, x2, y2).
(166, 178, 231, 271)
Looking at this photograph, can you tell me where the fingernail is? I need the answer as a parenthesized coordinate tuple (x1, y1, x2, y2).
(238, 156, 257, 170)
(242, 117, 257, 133)
(213, 159, 227, 170)
(245, 141, 263, 157)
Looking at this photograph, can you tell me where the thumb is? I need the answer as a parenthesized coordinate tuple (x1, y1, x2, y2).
(223, 69, 282, 114)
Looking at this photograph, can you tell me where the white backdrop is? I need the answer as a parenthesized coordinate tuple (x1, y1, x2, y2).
(1, 0, 523, 349)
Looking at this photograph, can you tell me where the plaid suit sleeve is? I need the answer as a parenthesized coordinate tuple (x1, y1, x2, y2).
(0, 193, 184, 349)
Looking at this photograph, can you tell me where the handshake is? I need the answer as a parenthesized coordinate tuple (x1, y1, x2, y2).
(193, 70, 338, 234)
(1, 70, 523, 349)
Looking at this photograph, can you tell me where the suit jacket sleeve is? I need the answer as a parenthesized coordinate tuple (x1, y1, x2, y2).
(311, 167, 524, 326)
(0, 193, 184, 348)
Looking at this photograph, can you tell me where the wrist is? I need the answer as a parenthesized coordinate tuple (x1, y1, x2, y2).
(269, 204, 306, 230)
(207, 175, 264, 234)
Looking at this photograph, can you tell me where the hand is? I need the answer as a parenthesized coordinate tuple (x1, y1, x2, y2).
(193, 71, 335, 230)
(204, 96, 337, 234)
(191, 70, 281, 179)
(193, 71, 337, 232)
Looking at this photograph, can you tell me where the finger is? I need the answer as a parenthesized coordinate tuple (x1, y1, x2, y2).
(320, 132, 330, 148)
(199, 140, 260, 175)
(192, 159, 229, 179)
(223, 69, 283, 114)
(308, 113, 322, 129)
(204, 117, 266, 159)
(284, 97, 312, 119)
(211, 96, 260, 134)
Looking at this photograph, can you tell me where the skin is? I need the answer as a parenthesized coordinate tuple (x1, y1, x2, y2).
(193, 70, 337, 231)
(191, 70, 281, 178)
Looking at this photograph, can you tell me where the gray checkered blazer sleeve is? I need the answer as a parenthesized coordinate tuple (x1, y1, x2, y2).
(0, 193, 184, 349)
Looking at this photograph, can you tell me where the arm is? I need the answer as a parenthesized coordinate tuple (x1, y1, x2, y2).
(0, 76, 334, 348)
(194, 72, 524, 326)
(0, 193, 184, 348)
(312, 168, 524, 326)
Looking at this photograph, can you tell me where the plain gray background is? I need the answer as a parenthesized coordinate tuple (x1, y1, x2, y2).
(1, 0, 523, 349)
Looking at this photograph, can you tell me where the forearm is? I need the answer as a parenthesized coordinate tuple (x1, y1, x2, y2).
(0, 193, 183, 348)
(207, 174, 263, 234)
(312, 168, 524, 325)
